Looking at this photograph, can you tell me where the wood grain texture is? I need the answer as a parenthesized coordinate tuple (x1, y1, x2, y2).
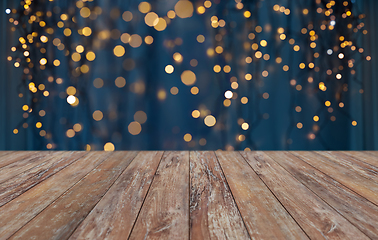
(1, 151, 378, 240)
(0, 151, 62, 183)
(364, 151, 378, 159)
(215, 151, 308, 240)
(0, 151, 87, 207)
(9, 151, 138, 240)
(190, 151, 250, 239)
(292, 151, 378, 206)
(128, 151, 190, 240)
(0, 151, 112, 239)
(69, 151, 163, 240)
(340, 151, 378, 168)
(241, 151, 369, 240)
(0, 151, 12, 158)
(0, 151, 40, 169)
(316, 151, 378, 183)
(266, 151, 378, 239)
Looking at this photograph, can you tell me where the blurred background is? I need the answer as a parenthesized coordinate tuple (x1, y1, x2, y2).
(0, 0, 377, 151)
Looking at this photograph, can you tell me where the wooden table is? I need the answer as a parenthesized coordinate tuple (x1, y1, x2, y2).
(0, 151, 377, 239)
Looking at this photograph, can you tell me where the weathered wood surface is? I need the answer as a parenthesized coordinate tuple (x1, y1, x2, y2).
(69, 151, 163, 240)
(9, 152, 138, 240)
(128, 151, 190, 240)
(0, 151, 40, 169)
(0, 151, 86, 207)
(266, 151, 378, 239)
(0, 151, 112, 239)
(216, 151, 308, 239)
(341, 151, 378, 168)
(190, 151, 250, 239)
(0, 151, 377, 240)
(241, 151, 369, 239)
(0, 151, 12, 158)
(292, 151, 378, 206)
(0, 151, 62, 183)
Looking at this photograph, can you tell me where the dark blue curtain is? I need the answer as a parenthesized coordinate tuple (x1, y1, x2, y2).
(1, 0, 377, 150)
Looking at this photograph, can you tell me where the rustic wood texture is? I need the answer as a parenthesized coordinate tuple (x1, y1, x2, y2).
(0, 151, 378, 239)
(265, 151, 378, 239)
(0, 151, 62, 183)
(9, 151, 138, 240)
(0, 151, 112, 239)
(0, 151, 40, 169)
(340, 151, 378, 168)
(0, 151, 12, 158)
(190, 151, 250, 239)
(128, 151, 190, 240)
(292, 151, 378, 206)
(69, 151, 163, 240)
(0, 151, 87, 207)
(215, 151, 308, 239)
(241, 151, 369, 239)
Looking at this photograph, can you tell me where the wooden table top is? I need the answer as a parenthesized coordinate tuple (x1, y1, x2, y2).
(0, 151, 377, 239)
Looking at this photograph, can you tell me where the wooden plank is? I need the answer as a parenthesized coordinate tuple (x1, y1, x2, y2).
(0, 151, 112, 239)
(341, 151, 378, 168)
(316, 151, 378, 182)
(215, 151, 308, 239)
(0, 151, 40, 168)
(0, 151, 87, 207)
(266, 151, 378, 239)
(0, 151, 62, 183)
(128, 151, 189, 240)
(9, 151, 138, 240)
(292, 151, 378, 206)
(0, 151, 12, 158)
(69, 151, 163, 240)
(365, 151, 378, 159)
(190, 151, 250, 239)
(241, 151, 369, 240)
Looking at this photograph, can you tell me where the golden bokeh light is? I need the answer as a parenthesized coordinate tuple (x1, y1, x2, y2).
(86, 51, 96, 61)
(184, 133, 192, 142)
(66, 86, 76, 95)
(145, 36, 153, 45)
(80, 7, 91, 18)
(144, 12, 159, 27)
(165, 65, 174, 74)
(181, 70, 196, 86)
(170, 86, 179, 95)
(241, 122, 249, 130)
(129, 34, 142, 48)
(82, 27, 92, 36)
(192, 110, 200, 118)
(93, 78, 104, 88)
(175, 0, 194, 18)
(138, 2, 151, 14)
(128, 121, 142, 135)
(115, 77, 126, 88)
(73, 123, 82, 132)
(204, 115, 216, 127)
(213, 65, 221, 73)
(157, 89, 167, 101)
(113, 45, 125, 57)
(191, 86, 199, 95)
(66, 129, 75, 138)
(134, 111, 147, 124)
(173, 52, 183, 63)
(154, 18, 167, 31)
(104, 142, 115, 151)
(122, 11, 133, 22)
(93, 110, 103, 121)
